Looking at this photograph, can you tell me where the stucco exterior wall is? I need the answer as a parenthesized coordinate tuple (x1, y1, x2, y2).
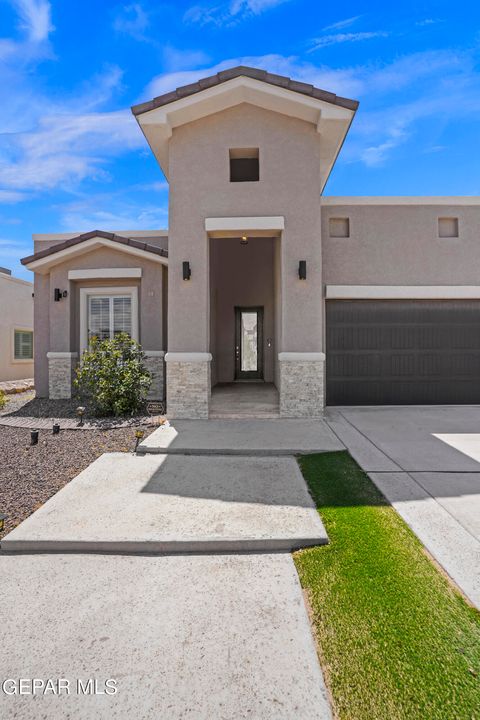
(0, 272, 34, 382)
(33, 246, 165, 397)
(167, 103, 323, 356)
(34, 273, 49, 396)
(322, 203, 480, 286)
(210, 236, 275, 384)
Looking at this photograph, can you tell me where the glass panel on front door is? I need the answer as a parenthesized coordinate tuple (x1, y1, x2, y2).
(241, 312, 258, 372)
(235, 306, 263, 380)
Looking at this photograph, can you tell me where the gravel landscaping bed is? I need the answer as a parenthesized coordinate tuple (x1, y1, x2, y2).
(0, 391, 164, 428)
(0, 425, 154, 539)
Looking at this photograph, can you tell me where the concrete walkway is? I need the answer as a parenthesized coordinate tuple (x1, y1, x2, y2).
(326, 407, 480, 608)
(139, 418, 343, 455)
(2, 452, 328, 553)
(1, 417, 334, 718)
(0, 552, 332, 720)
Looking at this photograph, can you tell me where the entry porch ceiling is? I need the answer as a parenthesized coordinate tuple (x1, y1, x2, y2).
(133, 72, 357, 192)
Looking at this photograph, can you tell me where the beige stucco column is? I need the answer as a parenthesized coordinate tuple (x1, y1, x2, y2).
(47, 270, 76, 399)
(277, 218, 325, 417)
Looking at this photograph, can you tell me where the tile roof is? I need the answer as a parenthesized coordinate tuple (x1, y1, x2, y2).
(21, 230, 168, 265)
(131, 65, 359, 116)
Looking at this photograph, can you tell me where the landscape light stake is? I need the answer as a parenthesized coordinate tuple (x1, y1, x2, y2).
(30, 429, 39, 446)
(133, 429, 145, 453)
(76, 406, 86, 426)
(52, 421, 60, 435)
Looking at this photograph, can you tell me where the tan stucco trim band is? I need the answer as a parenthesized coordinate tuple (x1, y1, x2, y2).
(68, 268, 142, 280)
(165, 352, 212, 362)
(322, 197, 480, 206)
(278, 352, 326, 362)
(326, 285, 480, 299)
(205, 216, 285, 233)
(144, 350, 165, 357)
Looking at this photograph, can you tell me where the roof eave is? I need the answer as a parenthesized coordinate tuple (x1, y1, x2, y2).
(22, 230, 168, 274)
(131, 65, 358, 116)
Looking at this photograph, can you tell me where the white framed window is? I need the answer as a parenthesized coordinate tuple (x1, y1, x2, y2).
(80, 287, 139, 353)
(12, 328, 33, 362)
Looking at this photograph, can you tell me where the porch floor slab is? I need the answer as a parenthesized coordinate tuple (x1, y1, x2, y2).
(1, 452, 328, 554)
(210, 382, 279, 418)
(139, 418, 344, 456)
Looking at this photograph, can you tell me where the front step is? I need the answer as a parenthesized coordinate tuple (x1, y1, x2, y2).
(1, 452, 328, 555)
(138, 418, 344, 456)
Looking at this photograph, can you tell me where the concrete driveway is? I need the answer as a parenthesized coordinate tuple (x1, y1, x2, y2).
(326, 406, 480, 608)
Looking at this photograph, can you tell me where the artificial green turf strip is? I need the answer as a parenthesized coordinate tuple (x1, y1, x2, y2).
(294, 451, 480, 720)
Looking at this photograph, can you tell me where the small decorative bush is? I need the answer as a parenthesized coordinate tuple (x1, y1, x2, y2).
(0, 390, 6, 409)
(74, 333, 152, 416)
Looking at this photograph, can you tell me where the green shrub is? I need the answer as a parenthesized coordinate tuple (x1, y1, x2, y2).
(0, 390, 6, 409)
(74, 333, 152, 416)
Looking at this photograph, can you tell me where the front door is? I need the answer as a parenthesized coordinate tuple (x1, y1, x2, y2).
(235, 307, 264, 380)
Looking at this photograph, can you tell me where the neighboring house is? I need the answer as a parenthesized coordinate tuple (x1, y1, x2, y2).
(0, 267, 34, 382)
(21, 66, 480, 417)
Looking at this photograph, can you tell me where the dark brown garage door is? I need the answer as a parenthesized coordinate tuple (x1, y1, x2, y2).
(326, 300, 480, 405)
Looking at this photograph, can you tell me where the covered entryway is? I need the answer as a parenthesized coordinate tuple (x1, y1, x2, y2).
(208, 229, 281, 416)
(326, 300, 480, 405)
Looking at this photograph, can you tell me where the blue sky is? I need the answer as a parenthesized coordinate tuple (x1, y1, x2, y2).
(1, 0, 479, 280)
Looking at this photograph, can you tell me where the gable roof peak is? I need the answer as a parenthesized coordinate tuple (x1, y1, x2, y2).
(131, 65, 359, 116)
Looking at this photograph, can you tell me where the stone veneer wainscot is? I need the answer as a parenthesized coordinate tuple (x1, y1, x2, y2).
(278, 353, 325, 418)
(165, 353, 212, 419)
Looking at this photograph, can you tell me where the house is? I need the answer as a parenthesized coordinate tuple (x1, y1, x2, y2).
(0, 267, 33, 382)
(21, 66, 480, 417)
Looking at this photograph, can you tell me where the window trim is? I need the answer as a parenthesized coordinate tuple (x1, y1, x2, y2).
(12, 326, 34, 363)
(79, 286, 139, 354)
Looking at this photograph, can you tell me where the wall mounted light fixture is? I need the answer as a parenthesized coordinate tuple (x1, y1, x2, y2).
(182, 261, 191, 280)
(240, 234, 248, 246)
(54, 288, 68, 301)
(298, 260, 307, 280)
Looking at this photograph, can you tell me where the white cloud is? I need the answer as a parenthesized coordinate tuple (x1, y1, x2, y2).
(162, 46, 211, 72)
(309, 31, 389, 52)
(58, 196, 168, 233)
(0, 190, 28, 203)
(0, 2, 139, 201)
(113, 3, 149, 40)
(416, 18, 443, 27)
(10, 0, 54, 42)
(0, 109, 143, 191)
(322, 15, 362, 32)
(184, 0, 291, 26)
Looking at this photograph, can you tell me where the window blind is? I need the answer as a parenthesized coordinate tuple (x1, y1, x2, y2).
(88, 295, 132, 341)
(14, 330, 33, 360)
